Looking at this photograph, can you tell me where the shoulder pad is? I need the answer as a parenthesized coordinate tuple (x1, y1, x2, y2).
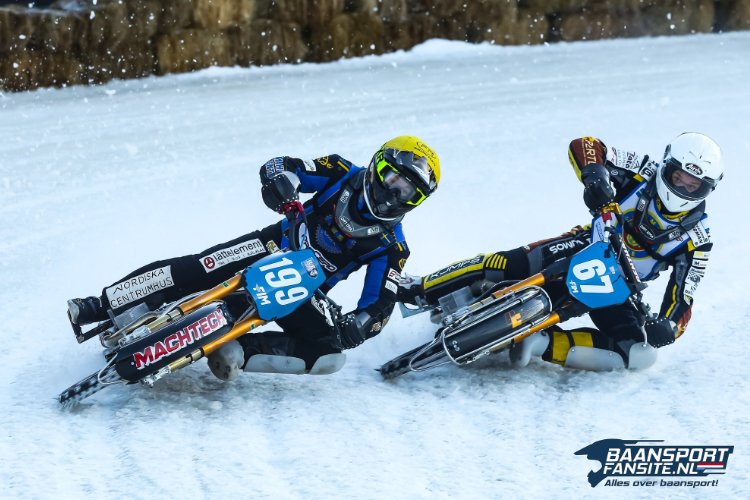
(313, 155, 338, 170)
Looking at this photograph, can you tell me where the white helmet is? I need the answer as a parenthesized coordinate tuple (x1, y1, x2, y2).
(657, 133, 724, 212)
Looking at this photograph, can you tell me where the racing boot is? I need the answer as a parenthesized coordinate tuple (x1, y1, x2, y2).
(207, 339, 245, 381)
(67, 296, 108, 326)
(509, 330, 550, 367)
(397, 273, 425, 306)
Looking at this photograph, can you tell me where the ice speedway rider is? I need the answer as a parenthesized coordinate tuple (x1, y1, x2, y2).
(67, 136, 440, 380)
(399, 134, 723, 371)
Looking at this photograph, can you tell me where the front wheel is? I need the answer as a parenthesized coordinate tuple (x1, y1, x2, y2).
(57, 365, 123, 408)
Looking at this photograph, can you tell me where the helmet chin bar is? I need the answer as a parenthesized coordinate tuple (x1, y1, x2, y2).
(363, 174, 402, 221)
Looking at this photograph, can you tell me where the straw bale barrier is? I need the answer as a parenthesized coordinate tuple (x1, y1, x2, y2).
(0, 0, 747, 91)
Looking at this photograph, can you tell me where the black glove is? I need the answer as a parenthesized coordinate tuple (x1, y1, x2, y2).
(333, 313, 367, 350)
(645, 316, 677, 348)
(581, 163, 615, 212)
(261, 171, 301, 213)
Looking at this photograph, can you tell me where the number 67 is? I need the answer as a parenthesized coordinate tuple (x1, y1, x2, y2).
(572, 259, 613, 294)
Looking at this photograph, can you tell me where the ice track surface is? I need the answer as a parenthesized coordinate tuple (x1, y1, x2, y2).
(1, 33, 749, 499)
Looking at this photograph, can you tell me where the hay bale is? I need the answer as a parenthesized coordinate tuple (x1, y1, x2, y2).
(727, 0, 750, 30)
(193, 0, 239, 29)
(639, 0, 714, 36)
(238, 0, 256, 23)
(84, 41, 156, 83)
(311, 12, 384, 61)
(0, 47, 44, 91)
(29, 9, 89, 54)
(383, 19, 416, 51)
(408, 0, 465, 18)
(159, 0, 195, 34)
(310, 0, 346, 26)
(156, 29, 232, 74)
(515, 8, 549, 43)
(344, 0, 376, 14)
(254, 0, 308, 24)
(0, 6, 35, 54)
(379, 0, 408, 22)
(232, 19, 308, 66)
(555, 6, 621, 41)
(689, 0, 715, 33)
(29, 49, 87, 87)
(126, 0, 162, 41)
(89, 0, 130, 52)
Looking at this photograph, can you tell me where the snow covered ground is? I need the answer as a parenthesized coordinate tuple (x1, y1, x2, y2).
(2, 32, 749, 499)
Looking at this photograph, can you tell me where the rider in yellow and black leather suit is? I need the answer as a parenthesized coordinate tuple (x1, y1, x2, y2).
(400, 134, 723, 370)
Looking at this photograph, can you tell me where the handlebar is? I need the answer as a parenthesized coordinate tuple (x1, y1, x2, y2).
(281, 201, 306, 252)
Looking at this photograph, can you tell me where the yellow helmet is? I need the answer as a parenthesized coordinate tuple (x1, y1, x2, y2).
(364, 136, 440, 220)
(383, 135, 441, 186)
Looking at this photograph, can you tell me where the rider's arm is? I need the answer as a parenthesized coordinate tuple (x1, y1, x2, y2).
(658, 242, 712, 339)
(259, 155, 352, 194)
(352, 236, 410, 338)
(568, 137, 658, 196)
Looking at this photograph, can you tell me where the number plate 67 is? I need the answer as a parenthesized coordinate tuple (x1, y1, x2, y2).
(566, 242, 631, 309)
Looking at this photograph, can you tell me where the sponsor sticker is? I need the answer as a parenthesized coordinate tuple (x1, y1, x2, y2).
(616, 149, 640, 172)
(266, 240, 281, 254)
(606, 146, 617, 165)
(252, 284, 271, 306)
(265, 157, 285, 178)
(300, 226, 338, 272)
(687, 223, 711, 247)
(303, 258, 318, 278)
(201, 239, 265, 273)
(303, 159, 317, 172)
(576, 439, 733, 488)
(387, 268, 400, 282)
(106, 266, 174, 309)
(310, 295, 334, 325)
(582, 137, 598, 166)
(340, 189, 351, 203)
(133, 309, 228, 370)
(639, 161, 657, 179)
(367, 226, 381, 235)
(684, 163, 703, 176)
(425, 255, 485, 283)
(385, 280, 398, 294)
(338, 215, 353, 233)
(549, 239, 587, 255)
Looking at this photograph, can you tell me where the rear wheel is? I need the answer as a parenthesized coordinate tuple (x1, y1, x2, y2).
(380, 287, 552, 379)
(379, 338, 448, 380)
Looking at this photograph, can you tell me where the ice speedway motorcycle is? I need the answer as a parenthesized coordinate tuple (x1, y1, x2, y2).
(58, 206, 347, 407)
(379, 203, 657, 379)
